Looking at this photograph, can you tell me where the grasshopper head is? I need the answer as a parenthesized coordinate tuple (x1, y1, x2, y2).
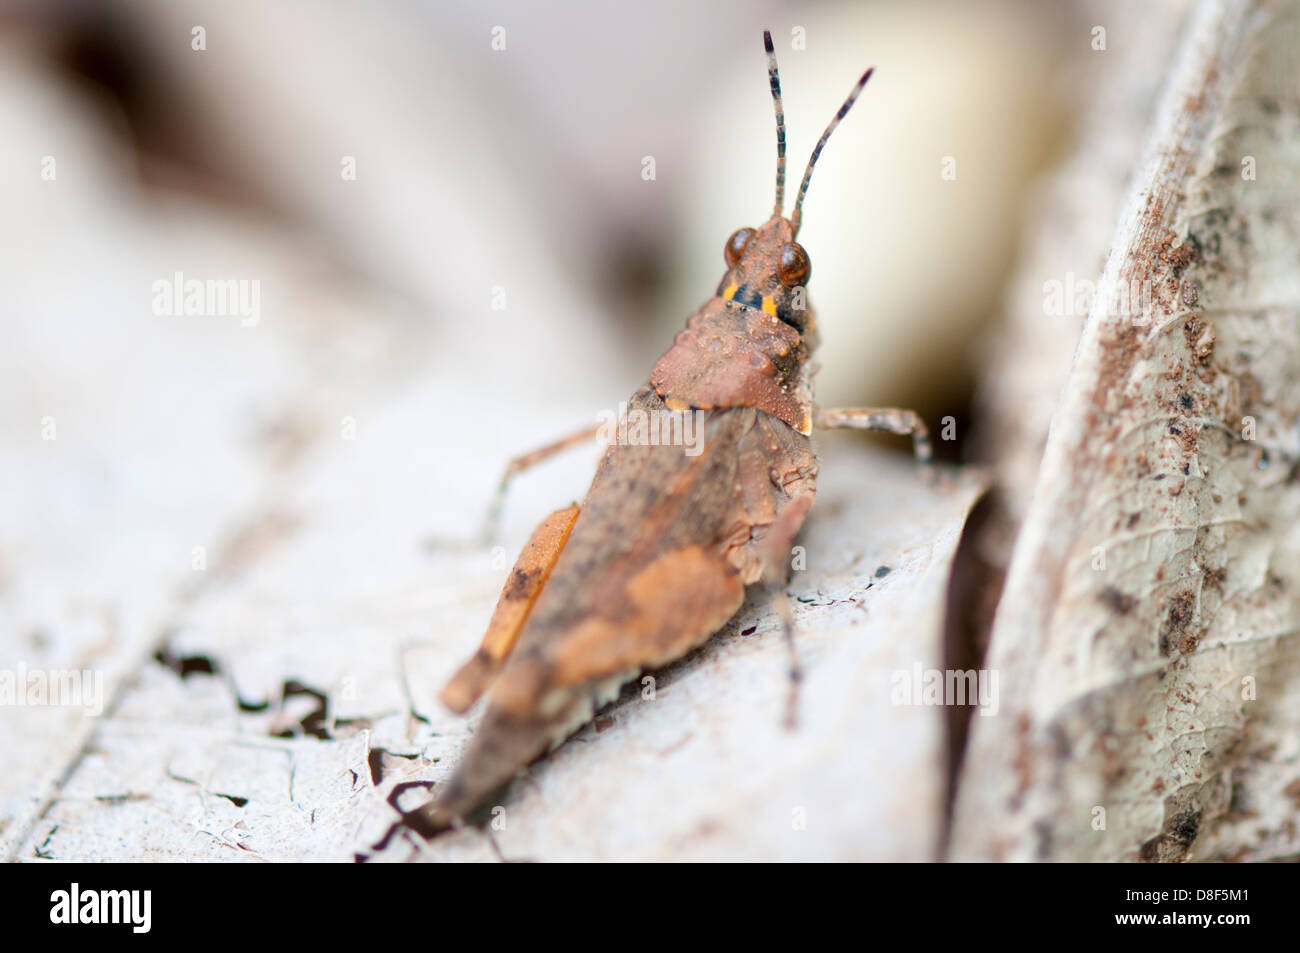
(716, 216, 814, 335)
(717, 27, 872, 348)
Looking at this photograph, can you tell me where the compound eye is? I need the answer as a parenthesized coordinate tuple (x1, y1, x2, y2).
(777, 242, 811, 287)
(724, 227, 756, 268)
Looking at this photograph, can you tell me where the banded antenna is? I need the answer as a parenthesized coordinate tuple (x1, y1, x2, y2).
(763, 30, 787, 218)
(789, 65, 875, 236)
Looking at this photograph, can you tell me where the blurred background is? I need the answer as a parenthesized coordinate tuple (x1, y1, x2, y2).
(1, 0, 1080, 450)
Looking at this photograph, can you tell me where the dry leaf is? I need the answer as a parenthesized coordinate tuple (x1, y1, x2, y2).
(953, 0, 1300, 863)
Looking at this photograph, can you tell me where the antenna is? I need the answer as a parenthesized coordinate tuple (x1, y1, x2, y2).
(789, 66, 874, 236)
(763, 30, 787, 217)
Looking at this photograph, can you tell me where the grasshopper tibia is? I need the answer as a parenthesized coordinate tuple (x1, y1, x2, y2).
(816, 406, 933, 465)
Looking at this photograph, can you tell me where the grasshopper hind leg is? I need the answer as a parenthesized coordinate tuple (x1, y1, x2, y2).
(408, 503, 580, 842)
(440, 503, 580, 714)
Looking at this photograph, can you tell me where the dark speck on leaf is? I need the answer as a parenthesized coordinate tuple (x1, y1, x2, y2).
(875, 565, 891, 578)
(1099, 586, 1135, 615)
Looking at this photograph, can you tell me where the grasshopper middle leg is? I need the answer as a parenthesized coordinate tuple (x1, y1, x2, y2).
(752, 492, 815, 730)
(478, 424, 601, 546)
(766, 586, 802, 730)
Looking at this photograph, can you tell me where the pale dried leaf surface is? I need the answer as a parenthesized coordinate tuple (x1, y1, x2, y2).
(953, 0, 1300, 862)
(976, 0, 1193, 525)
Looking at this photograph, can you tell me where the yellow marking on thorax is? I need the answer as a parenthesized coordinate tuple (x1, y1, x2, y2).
(722, 283, 738, 300)
(761, 296, 778, 316)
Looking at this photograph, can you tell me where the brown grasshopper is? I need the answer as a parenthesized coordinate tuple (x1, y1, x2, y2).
(411, 31, 931, 838)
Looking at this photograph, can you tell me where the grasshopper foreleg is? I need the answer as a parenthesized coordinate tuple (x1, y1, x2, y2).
(815, 406, 933, 465)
